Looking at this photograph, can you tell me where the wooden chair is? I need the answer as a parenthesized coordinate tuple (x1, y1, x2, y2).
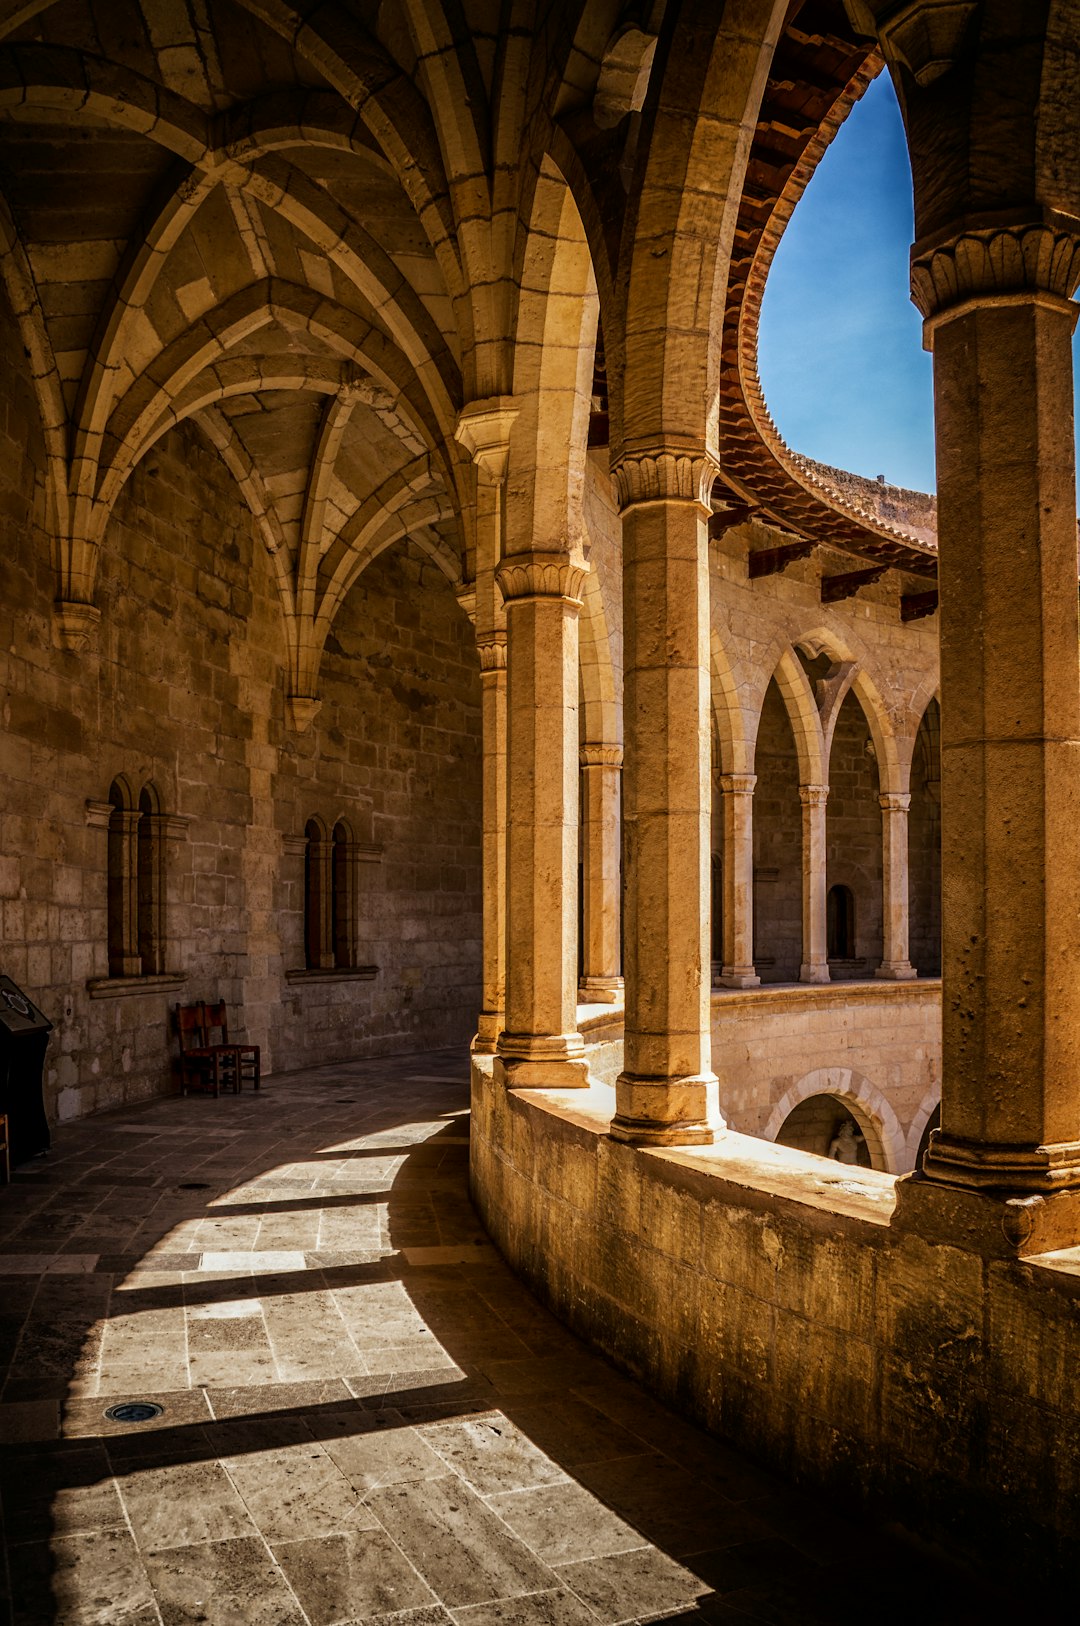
(202, 1001, 261, 1093)
(176, 1004, 222, 1096)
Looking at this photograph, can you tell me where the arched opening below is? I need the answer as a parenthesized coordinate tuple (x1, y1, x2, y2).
(826, 883, 854, 960)
(774, 1093, 878, 1169)
(909, 698, 941, 975)
(752, 678, 802, 981)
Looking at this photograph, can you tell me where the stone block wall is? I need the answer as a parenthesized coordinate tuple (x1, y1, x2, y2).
(0, 290, 481, 1125)
(471, 1063, 1080, 1591)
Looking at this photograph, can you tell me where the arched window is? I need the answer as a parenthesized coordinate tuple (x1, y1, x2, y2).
(332, 822, 357, 969)
(107, 778, 139, 978)
(106, 778, 170, 978)
(137, 783, 164, 975)
(304, 818, 332, 969)
(827, 883, 854, 960)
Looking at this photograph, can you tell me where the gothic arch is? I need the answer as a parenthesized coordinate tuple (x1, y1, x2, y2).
(763, 1066, 906, 1174)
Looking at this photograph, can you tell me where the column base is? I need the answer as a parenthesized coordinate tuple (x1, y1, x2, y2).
(495, 1030, 589, 1089)
(894, 1166, 1080, 1258)
(921, 1130, 1080, 1194)
(716, 965, 760, 989)
(472, 1010, 504, 1054)
(875, 961, 917, 981)
(610, 1072, 723, 1145)
(799, 962, 830, 984)
(578, 976, 624, 1004)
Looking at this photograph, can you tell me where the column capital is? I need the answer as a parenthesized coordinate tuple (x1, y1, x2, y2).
(496, 552, 588, 607)
(612, 448, 719, 513)
(476, 630, 507, 672)
(54, 599, 100, 653)
(719, 772, 757, 796)
(912, 218, 1080, 332)
(580, 742, 622, 768)
(799, 783, 829, 807)
(286, 695, 321, 734)
(455, 397, 519, 485)
(879, 791, 911, 814)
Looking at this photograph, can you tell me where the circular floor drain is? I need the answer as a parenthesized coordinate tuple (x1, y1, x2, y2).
(104, 1401, 164, 1424)
(178, 1182, 210, 1190)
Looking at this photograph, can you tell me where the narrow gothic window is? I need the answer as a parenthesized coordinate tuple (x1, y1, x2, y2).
(332, 822, 357, 969)
(827, 884, 854, 960)
(107, 779, 138, 978)
(304, 818, 332, 969)
(137, 784, 164, 975)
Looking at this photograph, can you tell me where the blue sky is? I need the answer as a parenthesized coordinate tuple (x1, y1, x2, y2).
(758, 71, 1080, 496)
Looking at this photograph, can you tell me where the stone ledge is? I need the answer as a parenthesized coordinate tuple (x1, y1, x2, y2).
(284, 966, 378, 985)
(711, 976, 941, 1011)
(86, 974, 186, 1000)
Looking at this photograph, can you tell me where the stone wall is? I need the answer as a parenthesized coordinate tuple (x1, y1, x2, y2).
(0, 289, 481, 1124)
(471, 1062, 1080, 1591)
(712, 980, 940, 1172)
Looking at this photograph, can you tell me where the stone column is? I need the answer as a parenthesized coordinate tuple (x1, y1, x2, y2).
(876, 791, 916, 980)
(907, 227, 1080, 1234)
(579, 743, 623, 1003)
(717, 772, 759, 988)
(494, 552, 589, 1088)
(474, 630, 507, 1049)
(455, 400, 517, 1054)
(799, 784, 829, 984)
(610, 452, 720, 1144)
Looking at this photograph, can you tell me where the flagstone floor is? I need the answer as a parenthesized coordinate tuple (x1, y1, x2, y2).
(0, 1049, 1009, 1625)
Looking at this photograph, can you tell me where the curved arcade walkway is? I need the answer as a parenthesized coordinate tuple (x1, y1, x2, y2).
(0, 1052, 1005, 1625)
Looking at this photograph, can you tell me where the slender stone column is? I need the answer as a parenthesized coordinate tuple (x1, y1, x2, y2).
(908, 226, 1080, 1223)
(876, 791, 916, 980)
(494, 553, 589, 1088)
(455, 400, 517, 1054)
(474, 631, 507, 1050)
(717, 773, 759, 988)
(579, 743, 623, 1003)
(610, 451, 720, 1144)
(799, 784, 829, 984)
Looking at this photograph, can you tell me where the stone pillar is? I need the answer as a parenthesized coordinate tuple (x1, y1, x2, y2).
(494, 552, 589, 1088)
(579, 743, 623, 1003)
(475, 631, 508, 1049)
(610, 452, 720, 1145)
(907, 228, 1080, 1231)
(455, 400, 517, 1054)
(799, 784, 829, 984)
(717, 773, 759, 988)
(876, 791, 916, 980)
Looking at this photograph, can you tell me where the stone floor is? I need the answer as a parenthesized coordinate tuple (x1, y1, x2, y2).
(0, 1049, 1011, 1626)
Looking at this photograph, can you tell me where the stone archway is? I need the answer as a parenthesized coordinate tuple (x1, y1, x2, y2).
(762, 1065, 907, 1173)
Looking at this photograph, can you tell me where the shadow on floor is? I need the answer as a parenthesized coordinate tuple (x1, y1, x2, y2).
(0, 1048, 1015, 1626)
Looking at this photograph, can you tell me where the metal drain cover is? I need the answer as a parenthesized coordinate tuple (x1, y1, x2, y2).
(104, 1401, 164, 1424)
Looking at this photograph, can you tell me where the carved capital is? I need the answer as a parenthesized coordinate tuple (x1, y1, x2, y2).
(85, 799, 114, 831)
(879, 791, 912, 814)
(580, 742, 622, 768)
(496, 553, 588, 607)
(455, 397, 519, 485)
(912, 223, 1080, 324)
(799, 783, 829, 808)
(476, 630, 507, 672)
(54, 600, 100, 653)
(286, 695, 322, 734)
(719, 772, 757, 797)
(612, 450, 719, 512)
(876, 1, 977, 86)
(455, 583, 477, 626)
